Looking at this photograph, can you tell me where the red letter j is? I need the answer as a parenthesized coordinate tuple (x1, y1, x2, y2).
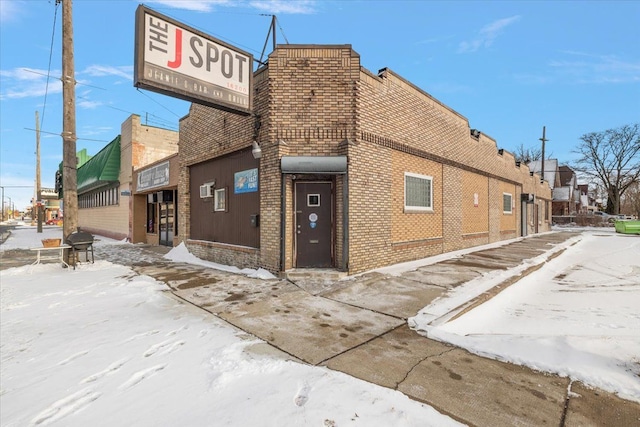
(167, 28, 182, 68)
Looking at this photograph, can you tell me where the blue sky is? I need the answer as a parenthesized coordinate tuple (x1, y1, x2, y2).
(1, 0, 639, 211)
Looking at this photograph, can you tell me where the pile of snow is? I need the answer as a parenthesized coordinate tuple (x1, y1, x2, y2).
(165, 242, 277, 280)
(410, 230, 640, 402)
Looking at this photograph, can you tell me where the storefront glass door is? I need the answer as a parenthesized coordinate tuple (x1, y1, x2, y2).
(159, 201, 174, 246)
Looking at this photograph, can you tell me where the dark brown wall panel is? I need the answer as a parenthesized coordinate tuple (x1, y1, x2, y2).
(189, 148, 260, 248)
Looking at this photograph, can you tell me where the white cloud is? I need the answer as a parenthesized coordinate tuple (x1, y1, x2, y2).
(458, 15, 521, 53)
(0, 68, 62, 100)
(145, 0, 316, 14)
(512, 51, 640, 86)
(82, 65, 133, 81)
(248, 0, 317, 14)
(79, 125, 113, 137)
(0, 67, 55, 82)
(549, 51, 640, 84)
(416, 35, 454, 45)
(0, 0, 23, 24)
(77, 99, 103, 110)
(0, 65, 133, 101)
(145, 0, 234, 12)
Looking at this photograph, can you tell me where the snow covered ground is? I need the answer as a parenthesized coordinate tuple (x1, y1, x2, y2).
(0, 225, 461, 427)
(409, 227, 640, 403)
(1, 223, 639, 427)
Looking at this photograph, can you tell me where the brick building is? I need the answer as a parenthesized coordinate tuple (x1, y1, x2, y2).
(77, 114, 178, 242)
(132, 153, 180, 247)
(178, 45, 551, 275)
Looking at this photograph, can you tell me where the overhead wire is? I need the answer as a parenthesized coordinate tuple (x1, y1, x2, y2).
(275, 16, 289, 44)
(40, 1, 60, 133)
(35, 6, 286, 144)
(135, 88, 182, 119)
(146, 6, 269, 59)
(33, 3, 182, 140)
(23, 127, 110, 143)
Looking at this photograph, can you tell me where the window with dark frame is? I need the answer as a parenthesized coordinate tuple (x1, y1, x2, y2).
(307, 194, 320, 207)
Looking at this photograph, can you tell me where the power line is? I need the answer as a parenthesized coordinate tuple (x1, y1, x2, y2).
(40, 1, 60, 133)
(135, 88, 182, 118)
(147, 7, 272, 58)
(23, 127, 110, 143)
(25, 68, 106, 91)
(75, 95, 178, 130)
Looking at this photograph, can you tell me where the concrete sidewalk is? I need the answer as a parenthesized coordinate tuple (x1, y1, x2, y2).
(128, 231, 639, 427)
(3, 232, 639, 425)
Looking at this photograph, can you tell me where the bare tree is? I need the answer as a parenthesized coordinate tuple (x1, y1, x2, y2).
(621, 181, 640, 218)
(572, 123, 640, 214)
(513, 144, 542, 164)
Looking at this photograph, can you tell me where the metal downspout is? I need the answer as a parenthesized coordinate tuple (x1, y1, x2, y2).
(280, 173, 286, 272)
(343, 173, 349, 271)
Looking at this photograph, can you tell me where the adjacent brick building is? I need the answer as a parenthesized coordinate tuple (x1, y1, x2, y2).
(178, 45, 552, 275)
(77, 114, 179, 242)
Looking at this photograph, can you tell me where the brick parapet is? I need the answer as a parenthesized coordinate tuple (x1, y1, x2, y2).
(176, 44, 552, 275)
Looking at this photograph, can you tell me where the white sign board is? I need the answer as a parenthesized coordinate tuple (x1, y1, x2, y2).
(134, 5, 253, 115)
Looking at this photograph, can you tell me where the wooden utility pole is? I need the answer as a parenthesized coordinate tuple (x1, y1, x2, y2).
(60, 0, 78, 248)
(36, 110, 43, 233)
(539, 126, 548, 183)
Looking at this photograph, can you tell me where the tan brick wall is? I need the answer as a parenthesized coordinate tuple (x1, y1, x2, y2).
(498, 180, 518, 234)
(179, 46, 358, 273)
(346, 141, 393, 273)
(78, 203, 129, 240)
(177, 45, 552, 275)
(462, 171, 489, 236)
(351, 68, 554, 271)
(78, 114, 178, 242)
(188, 240, 259, 269)
(391, 151, 443, 243)
(441, 165, 463, 253)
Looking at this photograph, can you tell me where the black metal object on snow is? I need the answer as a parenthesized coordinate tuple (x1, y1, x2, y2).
(66, 231, 94, 269)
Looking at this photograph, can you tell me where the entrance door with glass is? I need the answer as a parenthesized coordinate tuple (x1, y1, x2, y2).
(295, 181, 333, 268)
(159, 191, 175, 246)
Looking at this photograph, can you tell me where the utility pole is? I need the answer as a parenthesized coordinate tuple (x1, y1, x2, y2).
(36, 110, 43, 233)
(539, 126, 548, 183)
(60, 0, 78, 248)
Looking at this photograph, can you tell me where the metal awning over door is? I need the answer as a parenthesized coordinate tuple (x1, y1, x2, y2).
(281, 156, 347, 174)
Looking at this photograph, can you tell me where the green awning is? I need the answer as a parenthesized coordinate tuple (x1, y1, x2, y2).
(77, 136, 121, 194)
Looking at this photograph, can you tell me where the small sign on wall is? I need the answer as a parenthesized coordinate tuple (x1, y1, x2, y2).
(474, 193, 479, 207)
(234, 168, 258, 194)
(137, 161, 170, 191)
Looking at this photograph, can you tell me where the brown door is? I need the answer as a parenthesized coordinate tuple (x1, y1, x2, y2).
(295, 181, 333, 268)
